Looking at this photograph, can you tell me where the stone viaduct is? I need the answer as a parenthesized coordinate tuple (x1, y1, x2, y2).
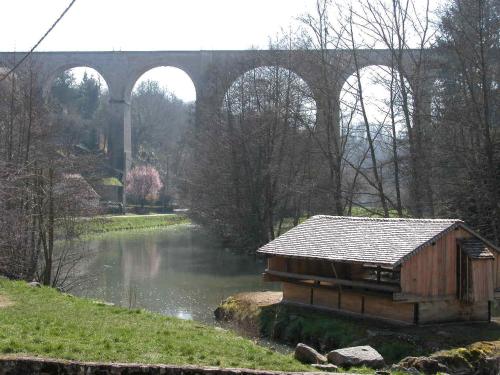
(0, 49, 449, 203)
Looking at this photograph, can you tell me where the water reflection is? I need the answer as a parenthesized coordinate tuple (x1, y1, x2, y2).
(73, 225, 276, 323)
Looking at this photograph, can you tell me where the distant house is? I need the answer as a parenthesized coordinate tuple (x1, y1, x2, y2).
(258, 216, 500, 324)
(94, 177, 123, 203)
(55, 174, 100, 213)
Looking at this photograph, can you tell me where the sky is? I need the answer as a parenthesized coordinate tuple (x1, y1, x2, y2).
(0, 0, 314, 52)
(0, 0, 445, 102)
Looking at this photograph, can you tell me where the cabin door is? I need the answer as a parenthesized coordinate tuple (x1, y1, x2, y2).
(456, 245, 472, 303)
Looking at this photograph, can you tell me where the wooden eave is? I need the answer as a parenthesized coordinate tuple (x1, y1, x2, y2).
(262, 253, 396, 269)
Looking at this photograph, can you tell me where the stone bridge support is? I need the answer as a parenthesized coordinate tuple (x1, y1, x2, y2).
(0, 49, 449, 208)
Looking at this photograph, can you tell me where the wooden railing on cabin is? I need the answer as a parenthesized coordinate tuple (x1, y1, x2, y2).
(263, 269, 401, 293)
(265, 256, 401, 294)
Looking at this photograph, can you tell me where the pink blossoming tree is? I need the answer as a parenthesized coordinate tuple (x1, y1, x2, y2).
(125, 165, 163, 208)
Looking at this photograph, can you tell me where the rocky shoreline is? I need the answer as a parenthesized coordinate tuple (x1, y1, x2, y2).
(215, 292, 500, 374)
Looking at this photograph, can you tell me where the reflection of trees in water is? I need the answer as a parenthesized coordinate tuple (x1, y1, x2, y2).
(121, 235, 162, 288)
(76, 227, 274, 322)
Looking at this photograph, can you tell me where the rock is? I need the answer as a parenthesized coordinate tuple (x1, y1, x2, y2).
(28, 281, 41, 288)
(431, 353, 472, 374)
(311, 363, 338, 372)
(213, 306, 228, 320)
(294, 343, 327, 364)
(327, 345, 385, 369)
(476, 356, 500, 375)
(375, 371, 391, 375)
(398, 356, 449, 375)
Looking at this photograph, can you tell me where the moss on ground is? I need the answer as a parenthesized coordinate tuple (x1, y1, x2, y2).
(0, 279, 310, 371)
(100, 177, 123, 186)
(431, 341, 500, 373)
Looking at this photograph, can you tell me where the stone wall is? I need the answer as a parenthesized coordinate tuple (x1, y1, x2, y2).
(0, 357, 327, 375)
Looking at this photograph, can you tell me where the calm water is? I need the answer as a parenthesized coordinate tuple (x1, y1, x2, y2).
(73, 225, 276, 323)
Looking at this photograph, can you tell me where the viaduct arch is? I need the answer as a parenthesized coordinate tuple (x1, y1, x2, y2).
(0, 49, 449, 204)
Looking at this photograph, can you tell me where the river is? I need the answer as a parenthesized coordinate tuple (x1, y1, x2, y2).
(73, 224, 277, 324)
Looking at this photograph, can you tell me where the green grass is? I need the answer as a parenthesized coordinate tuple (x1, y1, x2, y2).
(80, 214, 190, 236)
(0, 279, 309, 371)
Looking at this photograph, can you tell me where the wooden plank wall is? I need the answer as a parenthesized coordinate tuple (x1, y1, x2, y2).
(268, 257, 287, 272)
(419, 300, 489, 323)
(493, 253, 500, 290)
(282, 282, 311, 304)
(472, 259, 494, 301)
(313, 287, 339, 309)
(282, 282, 489, 323)
(282, 282, 414, 323)
(400, 228, 472, 297)
(364, 295, 414, 322)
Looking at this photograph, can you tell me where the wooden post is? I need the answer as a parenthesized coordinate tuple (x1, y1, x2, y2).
(331, 262, 342, 309)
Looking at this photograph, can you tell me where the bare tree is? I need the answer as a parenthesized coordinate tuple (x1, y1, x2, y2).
(184, 43, 316, 249)
(0, 62, 102, 289)
(432, 0, 499, 241)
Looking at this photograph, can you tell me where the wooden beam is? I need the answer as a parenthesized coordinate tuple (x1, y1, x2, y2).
(264, 269, 401, 292)
(393, 292, 456, 303)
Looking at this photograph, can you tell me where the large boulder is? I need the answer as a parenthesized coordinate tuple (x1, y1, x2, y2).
(327, 345, 385, 369)
(398, 356, 449, 374)
(294, 343, 327, 364)
(477, 356, 500, 375)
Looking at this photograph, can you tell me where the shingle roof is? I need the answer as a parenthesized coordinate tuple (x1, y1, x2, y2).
(458, 238, 495, 259)
(258, 215, 466, 267)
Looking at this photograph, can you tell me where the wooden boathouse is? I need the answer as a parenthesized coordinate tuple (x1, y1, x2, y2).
(258, 216, 500, 324)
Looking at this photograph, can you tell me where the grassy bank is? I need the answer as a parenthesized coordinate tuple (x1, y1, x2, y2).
(80, 214, 190, 236)
(217, 293, 500, 367)
(0, 279, 309, 371)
